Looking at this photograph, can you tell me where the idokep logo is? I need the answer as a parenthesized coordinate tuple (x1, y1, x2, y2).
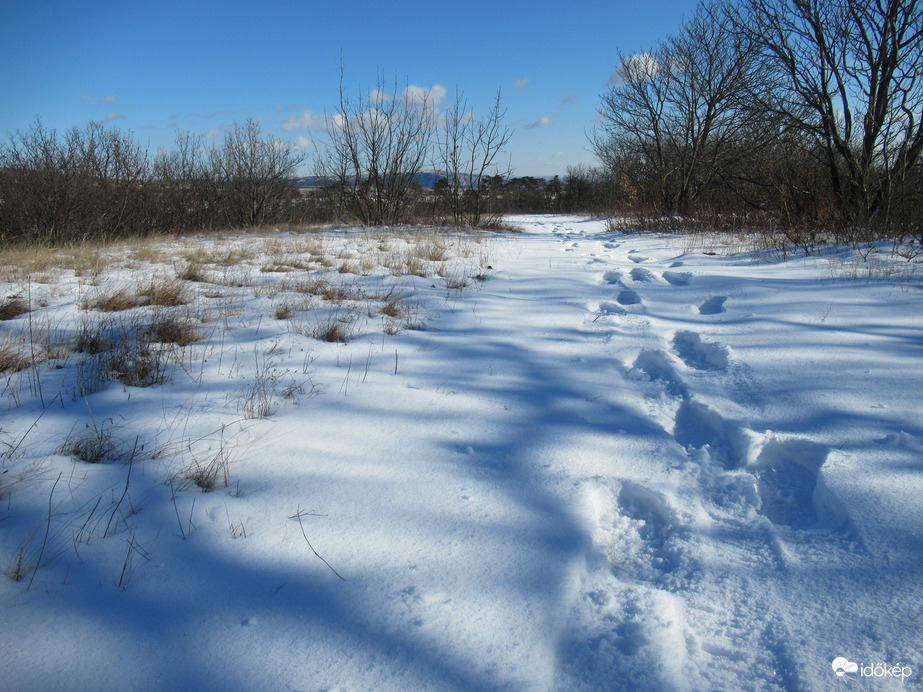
(832, 657, 914, 681)
(832, 657, 858, 677)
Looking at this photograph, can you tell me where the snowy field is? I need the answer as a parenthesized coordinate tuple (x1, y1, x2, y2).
(1, 215, 921, 690)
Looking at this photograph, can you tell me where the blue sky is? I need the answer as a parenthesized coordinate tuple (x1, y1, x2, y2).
(2, 0, 701, 177)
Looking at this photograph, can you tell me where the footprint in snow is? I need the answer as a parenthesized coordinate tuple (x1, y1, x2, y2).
(672, 330, 729, 371)
(662, 270, 693, 286)
(617, 290, 643, 306)
(751, 438, 840, 529)
(630, 267, 655, 282)
(673, 400, 745, 470)
(613, 481, 694, 588)
(598, 301, 626, 316)
(630, 349, 688, 398)
(602, 270, 623, 285)
(699, 296, 727, 315)
(629, 255, 650, 264)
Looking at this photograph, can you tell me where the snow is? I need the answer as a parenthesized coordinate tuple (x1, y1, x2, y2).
(1, 215, 922, 690)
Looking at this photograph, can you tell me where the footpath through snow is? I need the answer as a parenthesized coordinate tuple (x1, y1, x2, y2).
(1, 215, 922, 690)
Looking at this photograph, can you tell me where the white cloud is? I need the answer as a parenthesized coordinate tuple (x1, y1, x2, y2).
(402, 84, 447, 108)
(524, 116, 553, 129)
(609, 52, 659, 86)
(281, 109, 322, 131)
(370, 88, 392, 106)
(515, 78, 530, 90)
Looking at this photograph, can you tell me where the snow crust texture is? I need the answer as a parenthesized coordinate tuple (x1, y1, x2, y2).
(1, 216, 922, 690)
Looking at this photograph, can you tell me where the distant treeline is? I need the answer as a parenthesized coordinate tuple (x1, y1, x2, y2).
(0, 120, 309, 246)
(0, 115, 609, 246)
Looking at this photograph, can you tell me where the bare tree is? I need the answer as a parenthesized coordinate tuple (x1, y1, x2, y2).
(435, 89, 513, 227)
(317, 70, 434, 226)
(744, 0, 923, 235)
(0, 120, 150, 244)
(210, 119, 306, 228)
(153, 131, 216, 233)
(594, 1, 761, 217)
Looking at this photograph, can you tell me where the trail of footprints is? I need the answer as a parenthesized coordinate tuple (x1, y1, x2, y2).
(592, 253, 842, 533)
(578, 242, 851, 684)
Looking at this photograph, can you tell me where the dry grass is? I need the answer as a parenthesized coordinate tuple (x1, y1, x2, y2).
(176, 259, 209, 283)
(310, 310, 357, 343)
(146, 313, 203, 346)
(0, 297, 30, 321)
(56, 419, 120, 463)
(108, 343, 171, 388)
(379, 293, 405, 318)
(0, 334, 30, 374)
(136, 278, 189, 307)
(74, 317, 112, 354)
(83, 288, 137, 312)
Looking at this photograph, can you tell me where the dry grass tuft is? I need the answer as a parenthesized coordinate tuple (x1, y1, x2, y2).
(0, 334, 30, 373)
(57, 419, 119, 463)
(312, 311, 357, 343)
(147, 314, 203, 346)
(84, 288, 137, 312)
(0, 297, 30, 321)
(108, 344, 170, 388)
(176, 259, 209, 283)
(274, 301, 299, 320)
(137, 278, 189, 307)
(379, 293, 405, 318)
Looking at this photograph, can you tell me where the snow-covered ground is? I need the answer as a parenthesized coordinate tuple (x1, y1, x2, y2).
(1, 215, 921, 690)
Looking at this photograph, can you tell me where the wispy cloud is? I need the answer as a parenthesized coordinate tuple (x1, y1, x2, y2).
(80, 93, 121, 104)
(524, 116, 553, 129)
(559, 93, 579, 106)
(103, 113, 126, 122)
(168, 110, 234, 122)
(515, 78, 530, 90)
(274, 102, 306, 113)
(281, 109, 323, 131)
